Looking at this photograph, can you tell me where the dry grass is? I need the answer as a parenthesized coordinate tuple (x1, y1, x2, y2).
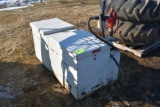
(0, 1, 160, 107)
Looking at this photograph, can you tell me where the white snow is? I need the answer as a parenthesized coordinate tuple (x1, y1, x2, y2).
(0, 5, 28, 11)
(0, 84, 15, 100)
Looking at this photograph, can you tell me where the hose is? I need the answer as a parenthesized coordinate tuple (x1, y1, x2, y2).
(110, 54, 124, 80)
(88, 16, 117, 49)
(88, 16, 124, 80)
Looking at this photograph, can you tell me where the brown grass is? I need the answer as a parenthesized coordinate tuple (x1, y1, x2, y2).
(0, 1, 160, 107)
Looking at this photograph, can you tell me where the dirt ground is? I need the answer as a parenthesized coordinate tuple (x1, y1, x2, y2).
(0, 1, 160, 107)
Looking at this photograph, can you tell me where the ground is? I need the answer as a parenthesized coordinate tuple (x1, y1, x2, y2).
(0, 1, 160, 107)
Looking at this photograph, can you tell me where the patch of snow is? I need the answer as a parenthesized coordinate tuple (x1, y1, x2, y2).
(0, 84, 15, 100)
(0, 5, 28, 11)
(0, 0, 47, 10)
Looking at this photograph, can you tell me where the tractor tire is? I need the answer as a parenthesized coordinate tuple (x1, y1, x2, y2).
(100, 0, 160, 22)
(112, 21, 160, 46)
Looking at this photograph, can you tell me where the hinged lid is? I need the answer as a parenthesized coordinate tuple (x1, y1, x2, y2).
(30, 18, 74, 35)
(47, 29, 111, 59)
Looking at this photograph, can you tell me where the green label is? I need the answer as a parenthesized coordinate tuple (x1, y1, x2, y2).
(75, 48, 86, 54)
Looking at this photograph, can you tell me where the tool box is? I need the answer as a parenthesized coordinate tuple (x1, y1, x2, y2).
(30, 18, 120, 99)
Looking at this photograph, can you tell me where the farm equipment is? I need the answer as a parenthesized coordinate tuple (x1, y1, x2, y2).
(29, 1, 122, 98)
(30, 18, 121, 99)
(89, 0, 160, 57)
(30, 0, 160, 99)
(88, 0, 123, 78)
(98, 0, 160, 47)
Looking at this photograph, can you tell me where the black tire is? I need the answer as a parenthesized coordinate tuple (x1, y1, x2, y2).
(100, 0, 160, 22)
(112, 21, 160, 46)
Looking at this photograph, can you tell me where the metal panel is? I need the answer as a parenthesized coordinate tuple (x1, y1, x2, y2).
(77, 49, 120, 99)
(30, 18, 74, 71)
(30, 18, 74, 35)
(47, 29, 119, 99)
(49, 48, 78, 99)
(49, 46, 119, 99)
(33, 36, 52, 71)
(47, 29, 110, 69)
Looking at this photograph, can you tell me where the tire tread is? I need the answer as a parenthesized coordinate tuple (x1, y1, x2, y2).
(101, 0, 160, 22)
(112, 21, 160, 46)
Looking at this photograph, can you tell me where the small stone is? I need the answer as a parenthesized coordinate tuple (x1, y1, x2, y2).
(6, 83, 11, 87)
(123, 101, 130, 106)
(73, 6, 81, 8)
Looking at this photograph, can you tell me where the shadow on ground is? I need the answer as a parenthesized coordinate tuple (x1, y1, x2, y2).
(0, 48, 160, 107)
(0, 62, 75, 107)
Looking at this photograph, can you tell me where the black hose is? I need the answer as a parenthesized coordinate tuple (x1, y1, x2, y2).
(101, 0, 106, 38)
(99, 14, 105, 38)
(88, 16, 117, 49)
(88, 16, 124, 80)
(102, 0, 106, 15)
(110, 54, 124, 80)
